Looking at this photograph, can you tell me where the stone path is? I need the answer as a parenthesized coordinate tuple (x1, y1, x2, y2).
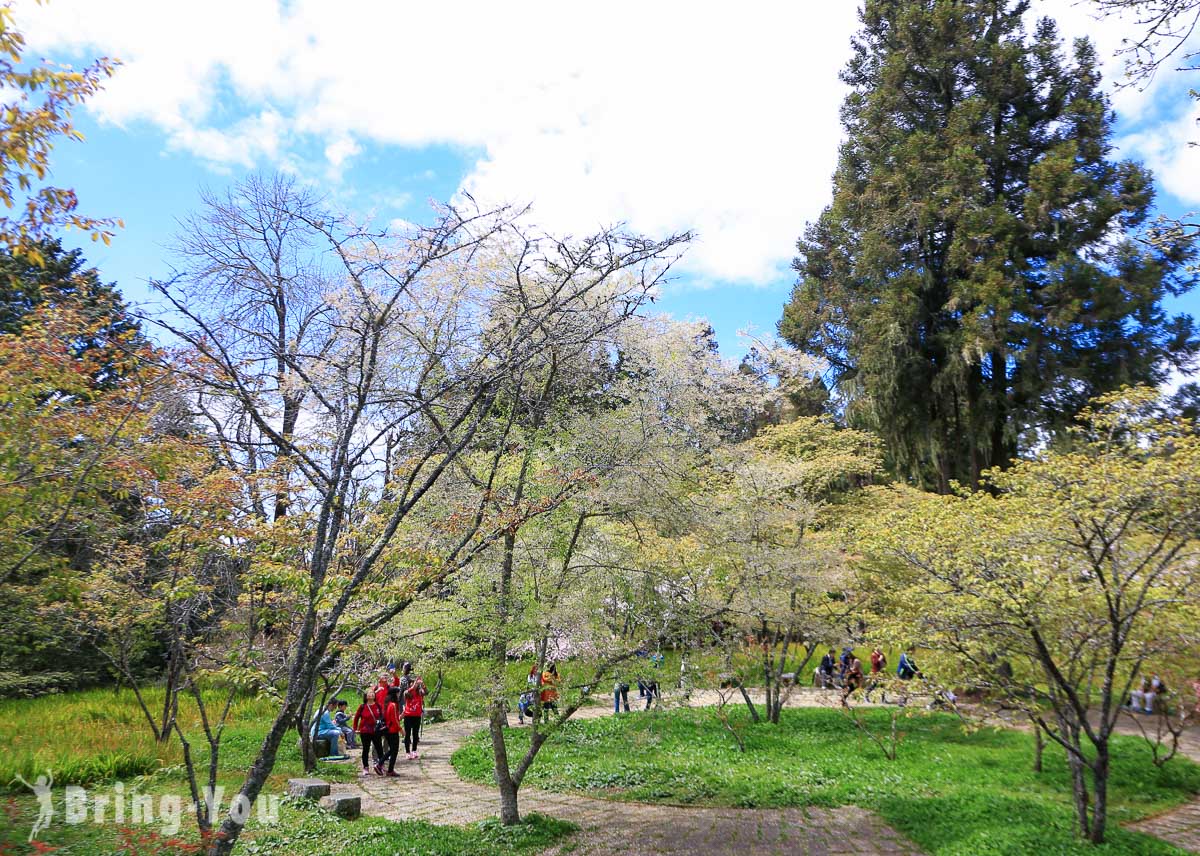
(971, 702, 1200, 853)
(1130, 800, 1200, 853)
(328, 690, 1200, 854)
(331, 698, 923, 855)
(1117, 709, 1200, 853)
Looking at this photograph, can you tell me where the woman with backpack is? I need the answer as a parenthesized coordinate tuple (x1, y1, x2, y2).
(351, 690, 385, 778)
(403, 674, 427, 759)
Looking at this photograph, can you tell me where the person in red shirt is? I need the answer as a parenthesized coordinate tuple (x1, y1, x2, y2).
(374, 666, 399, 708)
(351, 690, 385, 777)
(866, 647, 888, 703)
(382, 686, 402, 776)
(403, 675, 427, 759)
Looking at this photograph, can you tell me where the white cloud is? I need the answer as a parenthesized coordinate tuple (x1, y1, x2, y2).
(1119, 103, 1200, 205)
(166, 110, 287, 168)
(12, 0, 1198, 282)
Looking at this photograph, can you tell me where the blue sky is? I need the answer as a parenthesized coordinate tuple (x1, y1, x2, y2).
(19, 0, 1200, 364)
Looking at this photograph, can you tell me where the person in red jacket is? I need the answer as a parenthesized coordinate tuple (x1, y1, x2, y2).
(351, 690, 385, 777)
(374, 665, 399, 708)
(382, 686, 403, 776)
(402, 675, 427, 759)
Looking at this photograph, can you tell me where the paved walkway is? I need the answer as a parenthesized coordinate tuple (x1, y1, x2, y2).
(332, 696, 923, 855)
(330, 690, 1200, 854)
(1116, 709, 1200, 852)
(974, 702, 1200, 852)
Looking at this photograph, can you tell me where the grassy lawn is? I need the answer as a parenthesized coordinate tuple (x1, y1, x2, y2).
(451, 706, 1200, 855)
(0, 688, 574, 855)
(0, 794, 573, 856)
(244, 809, 573, 856)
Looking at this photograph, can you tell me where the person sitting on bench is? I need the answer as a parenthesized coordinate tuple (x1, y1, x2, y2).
(312, 700, 343, 756)
(333, 699, 357, 749)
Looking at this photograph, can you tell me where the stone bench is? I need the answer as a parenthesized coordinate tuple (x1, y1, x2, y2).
(320, 794, 361, 819)
(287, 778, 330, 800)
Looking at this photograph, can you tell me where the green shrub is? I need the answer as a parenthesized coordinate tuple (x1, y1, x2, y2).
(0, 670, 75, 698)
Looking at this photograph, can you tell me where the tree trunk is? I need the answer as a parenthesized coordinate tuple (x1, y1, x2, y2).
(207, 702, 299, 856)
(1066, 741, 1091, 839)
(158, 648, 181, 744)
(489, 528, 522, 825)
(738, 682, 760, 723)
(298, 696, 317, 774)
(1089, 746, 1109, 844)
(1033, 725, 1043, 773)
(489, 702, 522, 826)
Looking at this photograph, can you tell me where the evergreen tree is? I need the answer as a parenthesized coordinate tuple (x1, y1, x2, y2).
(780, 0, 1197, 492)
(0, 239, 141, 388)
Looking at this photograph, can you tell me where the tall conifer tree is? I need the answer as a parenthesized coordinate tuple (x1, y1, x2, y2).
(780, 0, 1197, 492)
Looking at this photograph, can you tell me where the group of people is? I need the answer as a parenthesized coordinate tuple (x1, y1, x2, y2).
(1128, 675, 1168, 714)
(815, 646, 925, 703)
(516, 662, 561, 724)
(318, 662, 429, 777)
(613, 676, 661, 713)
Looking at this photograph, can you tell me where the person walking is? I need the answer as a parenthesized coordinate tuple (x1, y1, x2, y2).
(866, 647, 888, 702)
(897, 649, 920, 681)
(614, 677, 631, 714)
(838, 646, 854, 683)
(540, 662, 560, 722)
(352, 690, 385, 778)
(382, 686, 403, 776)
(842, 655, 865, 702)
(816, 649, 836, 689)
(403, 674, 426, 759)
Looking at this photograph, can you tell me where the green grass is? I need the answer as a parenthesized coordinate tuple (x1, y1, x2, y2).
(0, 684, 577, 855)
(0, 687, 364, 795)
(0, 687, 429, 854)
(0, 792, 574, 856)
(451, 706, 1200, 855)
(245, 809, 574, 856)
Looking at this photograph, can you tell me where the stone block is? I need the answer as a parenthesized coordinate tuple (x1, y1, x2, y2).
(287, 778, 330, 800)
(296, 737, 332, 758)
(320, 794, 361, 819)
(422, 707, 444, 723)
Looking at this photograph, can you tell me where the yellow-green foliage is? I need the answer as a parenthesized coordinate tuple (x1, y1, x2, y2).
(859, 387, 1200, 698)
(0, 687, 285, 792)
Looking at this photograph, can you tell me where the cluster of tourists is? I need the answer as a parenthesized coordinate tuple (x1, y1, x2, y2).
(310, 662, 429, 777)
(612, 676, 661, 713)
(1128, 675, 1169, 714)
(516, 662, 561, 724)
(813, 646, 958, 707)
(814, 646, 917, 697)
